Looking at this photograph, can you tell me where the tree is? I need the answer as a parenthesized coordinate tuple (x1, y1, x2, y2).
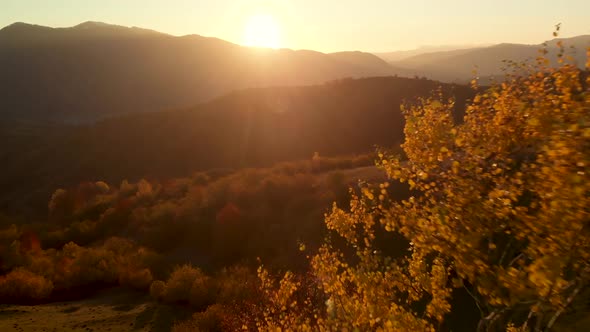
(257, 43, 590, 331)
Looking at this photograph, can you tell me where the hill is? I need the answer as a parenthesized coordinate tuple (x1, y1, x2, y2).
(373, 44, 488, 62)
(0, 21, 400, 123)
(387, 35, 590, 82)
(0, 76, 473, 215)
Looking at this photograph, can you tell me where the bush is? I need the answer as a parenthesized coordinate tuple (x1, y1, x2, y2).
(119, 267, 153, 290)
(150, 265, 215, 308)
(216, 266, 261, 305)
(54, 239, 156, 291)
(0, 268, 53, 300)
(62, 246, 118, 288)
(189, 273, 214, 309)
(149, 280, 166, 300)
(172, 304, 226, 332)
(163, 265, 213, 305)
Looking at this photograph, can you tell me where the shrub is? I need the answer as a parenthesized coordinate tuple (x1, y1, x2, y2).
(119, 267, 153, 290)
(150, 280, 166, 301)
(172, 304, 226, 332)
(0, 268, 53, 300)
(216, 265, 261, 305)
(171, 318, 199, 332)
(189, 273, 214, 309)
(164, 265, 211, 304)
(57, 239, 156, 290)
(149, 280, 166, 300)
(26, 251, 57, 281)
(150, 265, 215, 307)
(64, 247, 118, 287)
(102, 237, 135, 255)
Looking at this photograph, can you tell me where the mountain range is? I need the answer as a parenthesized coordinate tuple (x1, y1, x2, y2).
(1, 21, 588, 123)
(373, 44, 491, 63)
(380, 35, 590, 83)
(0, 21, 400, 123)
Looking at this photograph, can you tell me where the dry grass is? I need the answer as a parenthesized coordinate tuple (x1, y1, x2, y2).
(0, 288, 191, 332)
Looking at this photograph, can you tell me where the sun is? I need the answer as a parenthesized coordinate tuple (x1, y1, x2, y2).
(243, 14, 281, 49)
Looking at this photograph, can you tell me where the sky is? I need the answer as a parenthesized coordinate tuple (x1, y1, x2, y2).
(1, 0, 589, 52)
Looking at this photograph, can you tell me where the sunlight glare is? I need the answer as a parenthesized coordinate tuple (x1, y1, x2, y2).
(243, 14, 281, 49)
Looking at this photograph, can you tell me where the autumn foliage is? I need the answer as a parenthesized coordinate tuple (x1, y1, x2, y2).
(257, 44, 590, 331)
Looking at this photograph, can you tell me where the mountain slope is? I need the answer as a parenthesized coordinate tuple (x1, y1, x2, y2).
(0, 76, 474, 215)
(374, 45, 488, 62)
(329, 51, 403, 74)
(0, 22, 397, 123)
(389, 36, 590, 82)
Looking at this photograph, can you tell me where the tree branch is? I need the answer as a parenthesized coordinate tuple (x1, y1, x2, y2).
(544, 282, 584, 331)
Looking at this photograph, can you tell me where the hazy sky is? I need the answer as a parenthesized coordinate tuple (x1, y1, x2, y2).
(1, 0, 589, 52)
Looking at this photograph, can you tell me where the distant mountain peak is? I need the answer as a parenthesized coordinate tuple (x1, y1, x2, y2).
(71, 21, 163, 36)
(0, 21, 50, 33)
(0, 21, 165, 40)
(73, 21, 119, 29)
(1, 21, 126, 35)
(2, 21, 30, 29)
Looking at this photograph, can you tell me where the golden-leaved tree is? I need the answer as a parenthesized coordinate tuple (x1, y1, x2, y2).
(257, 41, 590, 331)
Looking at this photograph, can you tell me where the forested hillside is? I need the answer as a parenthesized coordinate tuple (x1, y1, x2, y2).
(0, 22, 406, 123)
(0, 76, 473, 216)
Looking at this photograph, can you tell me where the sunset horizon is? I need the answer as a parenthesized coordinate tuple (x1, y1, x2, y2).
(3, 19, 589, 54)
(2, 0, 589, 52)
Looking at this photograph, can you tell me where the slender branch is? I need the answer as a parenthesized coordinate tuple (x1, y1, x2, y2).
(477, 311, 496, 332)
(535, 311, 544, 332)
(522, 301, 540, 332)
(508, 253, 525, 267)
(542, 230, 585, 330)
(545, 282, 583, 331)
(488, 308, 508, 331)
(477, 308, 509, 332)
(464, 284, 485, 318)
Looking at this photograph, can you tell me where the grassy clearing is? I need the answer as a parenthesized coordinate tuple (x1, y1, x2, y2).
(0, 288, 191, 332)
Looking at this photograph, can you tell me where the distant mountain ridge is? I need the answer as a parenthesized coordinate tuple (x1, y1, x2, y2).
(377, 35, 590, 83)
(0, 21, 401, 123)
(0, 21, 163, 42)
(373, 44, 490, 62)
(2, 21, 588, 123)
